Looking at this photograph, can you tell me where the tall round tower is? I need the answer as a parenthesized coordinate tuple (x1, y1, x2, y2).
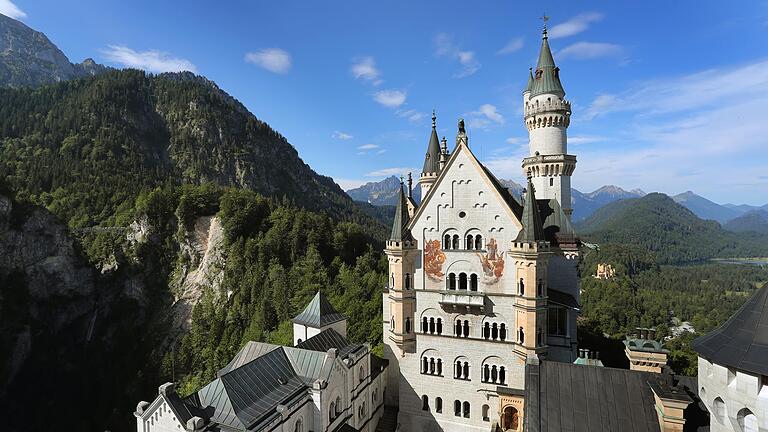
(522, 26, 576, 218)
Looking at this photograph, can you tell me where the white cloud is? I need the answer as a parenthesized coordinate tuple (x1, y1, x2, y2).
(0, 0, 25, 19)
(548, 12, 604, 39)
(245, 48, 292, 74)
(357, 144, 379, 150)
(434, 33, 481, 78)
(497, 37, 524, 55)
(366, 167, 418, 178)
(335, 178, 367, 191)
(373, 89, 407, 108)
(569, 135, 607, 145)
(333, 131, 353, 140)
(101, 45, 197, 73)
(466, 104, 505, 129)
(505, 137, 525, 145)
(396, 109, 426, 123)
(557, 42, 624, 60)
(351, 56, 382, 85)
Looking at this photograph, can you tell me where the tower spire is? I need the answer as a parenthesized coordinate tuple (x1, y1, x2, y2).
(390, 178, 411, 241)
(516, 177, 546, 242)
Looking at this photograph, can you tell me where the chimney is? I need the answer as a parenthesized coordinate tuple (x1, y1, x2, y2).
(648, 375, 692, 432)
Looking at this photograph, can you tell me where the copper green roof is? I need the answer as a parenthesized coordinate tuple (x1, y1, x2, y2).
(530, 30, 565, 98)
(515, 178, 546, 242)
(525, 68, 534, 93)
(390, 182, 411, 241)
(422, 112, 441, 174)
(292, 291, 345, 327)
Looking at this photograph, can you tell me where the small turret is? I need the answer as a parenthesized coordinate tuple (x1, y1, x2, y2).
(515, 177, 546, 243)
(389, 179, 412, 242)
(530, 27, 565, 98)
(439, 136, 448, 170)
(419, 111, 441, 198)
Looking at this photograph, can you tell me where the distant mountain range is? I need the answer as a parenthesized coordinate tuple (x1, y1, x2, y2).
(345, 177, 767, 232)
(0, 13, 107, 88)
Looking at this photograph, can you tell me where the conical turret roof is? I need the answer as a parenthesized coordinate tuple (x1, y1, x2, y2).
(530, 29, 565, 98)
(293, 291, 346, 327)
(515, 178, 546, 242)
(422, 112, 441, 174)
(693, 284, 768, 375)
(525, 68, 534, 93)
(390, 181, 411, 241)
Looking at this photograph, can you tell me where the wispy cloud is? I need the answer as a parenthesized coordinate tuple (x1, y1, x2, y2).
(351, 56, 382, 85)
(497, 37, 524, 55)
(357, 144, 379, 150)
(557, 42, 624, 60)
(366, 167, 418, 178)
(357, 143, 381, 155)
(373, 89, 407, 108)
(245, 48, 292, 74)
(505, 137, 526, 145)
(569, 135, 607, 145)
(466, 104, 505, 129)
(434, 33, 481, 78)
(548, 12, 604, 39)
(101, 45, 197, 73)
(396, 109, 426, 123)
(333, 131, 353, 140)
(0, 0, 25, 19)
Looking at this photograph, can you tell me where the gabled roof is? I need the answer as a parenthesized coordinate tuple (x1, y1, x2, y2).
(692, 284, 768, 375)
(296, 327, 362, 358)
(293, 291, 346, 328)
(531, 29, 565, 98)
(422, 113, 441, 174)
(547, 288, 579, 310)
(515, 179, 546, 242)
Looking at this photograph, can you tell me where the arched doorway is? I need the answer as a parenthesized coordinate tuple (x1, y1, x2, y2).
(502, 406, 519, 431)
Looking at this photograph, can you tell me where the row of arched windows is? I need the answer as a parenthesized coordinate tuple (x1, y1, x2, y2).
(443, 234, 483, 250)
(481, 364, 507, 385)
(421, 356, 443, 376)
(708, 393, 758, 431)
(328, 396, 342, 423)
(517, 277, 545, 297)
(454, 400, 471, 418)
(421, 396, 491, 422)
(454, 360, 470, 380)
(390, 273, 411, 290)
(422, 317, 443, 335)
(447, 272, 478, 291)
(389, 316, 412, 334)
(483, 322, 507, 341)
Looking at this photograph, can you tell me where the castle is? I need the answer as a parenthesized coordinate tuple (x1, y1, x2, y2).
(382, 25, 581, 431)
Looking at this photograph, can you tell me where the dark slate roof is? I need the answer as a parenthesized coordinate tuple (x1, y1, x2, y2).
(422, 115, 441, 174)
(537, 198, 578, 247)
(195, 348, 308, 430)
(525, 68, 534, 93)
(515, 179, 546, 242)
(296, 328, 362, 358)
(525, 361, 708, 432)
(547, 288, 579, 310)
(389, 183, 412, 241)
(531, 30, 565, 98)
(293, 291, 346, 327)
(692, 284, 768, 376)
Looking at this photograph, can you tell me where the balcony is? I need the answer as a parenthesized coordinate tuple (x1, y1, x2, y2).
(439, 290, 486, 312)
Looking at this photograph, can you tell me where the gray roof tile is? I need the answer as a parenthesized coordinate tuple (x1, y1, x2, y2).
(292, 291, 345, 327)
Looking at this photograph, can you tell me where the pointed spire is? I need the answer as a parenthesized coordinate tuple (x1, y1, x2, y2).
(390, 178, 411, 241)
(525, 68, 534, 93)
(516, 177, 545, 242)
(531, 20, 565, 98)
(422, 110, 441, 174)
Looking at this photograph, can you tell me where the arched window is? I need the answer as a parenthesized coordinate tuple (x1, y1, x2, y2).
(452, 235, 459, 250)
(404, 273, 410, 289)
(437, 318, 443, 335)
(503, 406, 519, 430)
(454, 400, 461, 417)
(449, 273, 456, 290)
(423, 357, 429, 374)
(459, 273, 467, 290)
(537, 278, 543, 296)
(475, 235, 482, 250)
(500, 324, 507, 341)
(537, 328, 543, 346)
(294, 418, 303, 432)
(466, 234, 474, 250)
(336, 397, 341, 416)
(429, 317, 435, 334)
(405, 318, 411, 334)
(738, 408, 758, 432)
(359, 365, 365, 382)
(437, 359, 443, 375)
(463, 320, 470, 338)
(436, 397, 443, 413)
(499, 366, 506, 384)
(482, 404, 490, 422)
(483, 322, 490, 339)
(483, 364, 490, 382)
(455, 319, 462, 337)
(470, 274, 478, 291)
(329, 402, 336, 421)
(491, 365, 498, 383)
(444, 234, 451, 249)
(463, 401, 470, 418)
(492, 323, 498, 340)
(390, 316, 395, 331)
(422, 395, 429, 411)
(422, 317, 428, 333)
(713, 398, 725, 423)
(429, 358, 435, 374)
(519, 327, 525, 344)
(519, 278, 525, 295)
(463, 362, 470, 379)
(455, 360, 462, 379)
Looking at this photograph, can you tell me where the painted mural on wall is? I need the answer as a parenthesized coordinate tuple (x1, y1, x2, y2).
(478, 238, 504, 283)
(424, 239, 446, 280)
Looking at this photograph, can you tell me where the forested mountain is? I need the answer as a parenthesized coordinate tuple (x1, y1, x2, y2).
(723, 209, 768, 234)
(577, 193, 768, 263)
(0, 13, 106, 88)
(671, 191, 743, 223)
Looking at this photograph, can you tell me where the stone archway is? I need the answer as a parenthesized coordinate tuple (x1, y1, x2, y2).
(502, 406, 519, 431)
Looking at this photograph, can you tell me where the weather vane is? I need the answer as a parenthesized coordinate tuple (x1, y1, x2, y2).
(541, 13, 550, 31)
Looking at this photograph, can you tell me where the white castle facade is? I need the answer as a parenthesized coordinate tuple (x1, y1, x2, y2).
(382, 27, 581, 432)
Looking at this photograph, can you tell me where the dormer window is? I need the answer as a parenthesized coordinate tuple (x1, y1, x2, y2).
(535, 69, 543, 79)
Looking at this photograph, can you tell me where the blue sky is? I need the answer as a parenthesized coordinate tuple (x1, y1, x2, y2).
(3, 0, 768, 205)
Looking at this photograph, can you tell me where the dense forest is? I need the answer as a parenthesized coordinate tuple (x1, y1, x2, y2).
(578, 244, 768, 375)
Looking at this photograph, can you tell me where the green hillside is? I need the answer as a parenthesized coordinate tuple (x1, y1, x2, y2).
(576, 193, 768, 263)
